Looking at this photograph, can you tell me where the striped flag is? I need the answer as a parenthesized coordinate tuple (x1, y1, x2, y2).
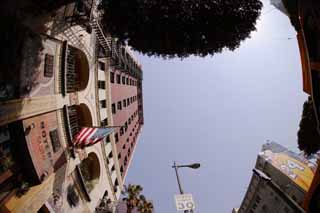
(73, 127, 114, 147)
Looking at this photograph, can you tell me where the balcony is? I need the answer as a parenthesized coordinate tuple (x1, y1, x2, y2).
(63, 104, 92, 152)
(61, 44, 90, 95)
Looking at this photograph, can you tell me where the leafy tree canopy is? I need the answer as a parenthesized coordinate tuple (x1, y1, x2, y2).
(99, 0, 263, 58)
(297, 97, 320, 155)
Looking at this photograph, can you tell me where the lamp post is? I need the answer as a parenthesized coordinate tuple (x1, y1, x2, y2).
(172, 161, 200, 212)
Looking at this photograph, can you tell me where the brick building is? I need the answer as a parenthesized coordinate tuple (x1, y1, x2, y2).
(0, 1, 144, 212)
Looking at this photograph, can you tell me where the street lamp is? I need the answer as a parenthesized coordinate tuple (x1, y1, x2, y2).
(172, 161, 200, 212)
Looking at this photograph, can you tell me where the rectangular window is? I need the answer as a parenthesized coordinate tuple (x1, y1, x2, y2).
(126, 77, 129, 85)
(122, 76, 126, 84)
(101, 118, 108, 126)
(123, 100, 126, 107)
(115, 133, 119, 143)
(44, 54, 54, 77)
(127, 98, 130, 106)
(98, 80, 106, 89)
(112, 103, 116, 114)
(116, 74, 121, 84)
(110, 72, 115, 83)
(49, 129, 61, 153)
(124, 122, 128, 132)
(117, 101, 122, 110)
(100, 100, 107, 108)
(98, 62, 105, 71)
(120, 127, 124, 135)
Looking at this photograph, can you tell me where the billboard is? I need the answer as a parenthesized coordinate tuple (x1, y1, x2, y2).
(259, 144, 315, 192)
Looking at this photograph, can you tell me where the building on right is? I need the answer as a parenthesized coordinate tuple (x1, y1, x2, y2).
(236, 142, 316, 213)
(270, 1, 320, 211)
(269, 0, 320, 127)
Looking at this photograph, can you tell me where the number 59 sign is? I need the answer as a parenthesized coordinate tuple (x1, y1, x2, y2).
(175, 194, 195, 211)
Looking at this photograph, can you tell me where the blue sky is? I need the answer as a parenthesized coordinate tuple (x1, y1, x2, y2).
(126, 1, 308, 212)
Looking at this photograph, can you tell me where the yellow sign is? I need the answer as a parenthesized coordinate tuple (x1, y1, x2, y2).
(261, 150, 314, 191)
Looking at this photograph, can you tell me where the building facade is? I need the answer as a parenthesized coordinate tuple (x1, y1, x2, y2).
(236, 142, 315, 213)
(270, 1, 320, 211)
(0, 1, 144, 212)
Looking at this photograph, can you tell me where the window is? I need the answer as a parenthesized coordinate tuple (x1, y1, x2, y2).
(124, 122, 128, 132)
(127, 98, 130, 106)
(112, 103, 116, 114)
(110, 72, 115, 83)
(100, 100, 107, 108)
(120, 127, 124, 136)
(126, 138, 129, 143)
(111, 165, 115, 171)
(122, 76, 126, 84)
(128, 118, 131, 125)
(123, 144, 126, 149)
(117, 101, 122, 110)
(108, 152, 113, 158)
(116, 74, 121, 84)
(98, 62, 105, 71)
(49, 129, 61, 153)
(101, 118, 108, 126)
(44, 54, 54, 77)
(115, 133, 119, 143)
(106, 135, 110, 143)
(252, 203, 257, 210)
(118, 153, 121, 159)
(126, 77, 129, 85)
(123, 100, 126, 107)
(98, 80, 106, 89)
(256, 195, 261, 204)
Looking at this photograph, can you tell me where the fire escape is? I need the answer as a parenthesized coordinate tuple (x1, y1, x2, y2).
(63, 0, 94, 30)
(90, 19, 143, 81)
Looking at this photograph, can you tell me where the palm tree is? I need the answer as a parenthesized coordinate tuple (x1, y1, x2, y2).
(137, 195, 154, 213)
(121, 184, 153, 213)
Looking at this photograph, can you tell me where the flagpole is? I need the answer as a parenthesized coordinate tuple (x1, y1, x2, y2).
(90, 125, 123, 128)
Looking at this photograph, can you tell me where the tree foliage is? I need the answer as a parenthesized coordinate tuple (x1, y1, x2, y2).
(122, 184, 154, 213)
(99, 0, 263, 58)
(297, 97, 320, 155)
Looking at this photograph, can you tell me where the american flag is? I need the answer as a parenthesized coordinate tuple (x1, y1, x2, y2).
(73, 127, 114, 147)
